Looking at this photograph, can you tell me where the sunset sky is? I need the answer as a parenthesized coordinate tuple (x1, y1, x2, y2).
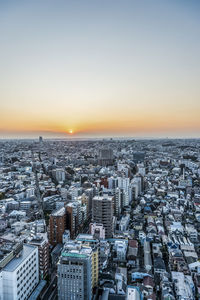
(1, 0, 200, 139)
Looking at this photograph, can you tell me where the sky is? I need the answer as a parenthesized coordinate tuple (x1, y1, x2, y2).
(0, 0, 200, 139)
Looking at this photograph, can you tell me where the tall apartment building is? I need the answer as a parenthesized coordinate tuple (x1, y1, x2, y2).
(57, 241, 94, 300)
(85, 188, 94, 213)
(117, 177, 132, 207)
(29, 235, 49, 279)
(49, 207, 66, 246)
(91, 245, 98, 289)
(92, 195, 113, 238)
(114, 187, 122, 216)
(118, 177, 130, 190)
(66, 202, 81, 239)
(0, 244, 39, 300)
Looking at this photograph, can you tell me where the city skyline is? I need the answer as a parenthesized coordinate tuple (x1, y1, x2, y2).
(1, 0, 200, 139)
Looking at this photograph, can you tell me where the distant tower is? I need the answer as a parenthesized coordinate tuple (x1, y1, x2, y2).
(98, 148, 114, 166)
(39, 136, 43, 143)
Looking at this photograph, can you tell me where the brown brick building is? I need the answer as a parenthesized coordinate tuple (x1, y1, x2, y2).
(49, 207, 66, 246)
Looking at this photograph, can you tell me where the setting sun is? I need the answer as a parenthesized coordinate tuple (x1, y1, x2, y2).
(69, 130, 73, 134)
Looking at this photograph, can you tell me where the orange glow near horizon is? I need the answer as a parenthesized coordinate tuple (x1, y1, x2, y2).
(1, 110, 200, 138)
(1, 82, 200, 138)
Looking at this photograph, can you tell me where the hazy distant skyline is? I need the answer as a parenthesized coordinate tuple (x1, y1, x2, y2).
(1, 0, 200, 139)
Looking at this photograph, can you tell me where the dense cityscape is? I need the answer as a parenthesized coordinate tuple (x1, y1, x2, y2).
(0, 138, 200, 299)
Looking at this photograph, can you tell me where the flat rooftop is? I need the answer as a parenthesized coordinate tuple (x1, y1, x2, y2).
(3, 244, 36, 272)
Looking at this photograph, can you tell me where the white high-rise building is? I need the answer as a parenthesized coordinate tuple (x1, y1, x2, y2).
(118, 177, 132, 207)
(122, 190, 130, 207)
(118, 177, 130, 190)
(0, 244, 39, 300)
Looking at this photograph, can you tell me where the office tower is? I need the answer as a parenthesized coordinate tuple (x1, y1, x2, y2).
(89, 223, 105, 239)
(57, 241, 93, 300)
(49, 207, 66, 246)
(0, 244, 39, 300)
(39, 136, 43, 143)
(98, 148, 114, 166)
(92, 195, 113, 238)
(29, 235, 49, 279)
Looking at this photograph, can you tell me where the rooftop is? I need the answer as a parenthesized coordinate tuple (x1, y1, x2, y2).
(51, 207, 65, 217)
(3, 244, 37, 272)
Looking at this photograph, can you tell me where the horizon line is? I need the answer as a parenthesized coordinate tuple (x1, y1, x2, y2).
(0, 136, 200, 141)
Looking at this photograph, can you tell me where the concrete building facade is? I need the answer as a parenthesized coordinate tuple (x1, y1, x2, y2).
(92, 196, 113, 238)
(0, 244, 39, 300)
